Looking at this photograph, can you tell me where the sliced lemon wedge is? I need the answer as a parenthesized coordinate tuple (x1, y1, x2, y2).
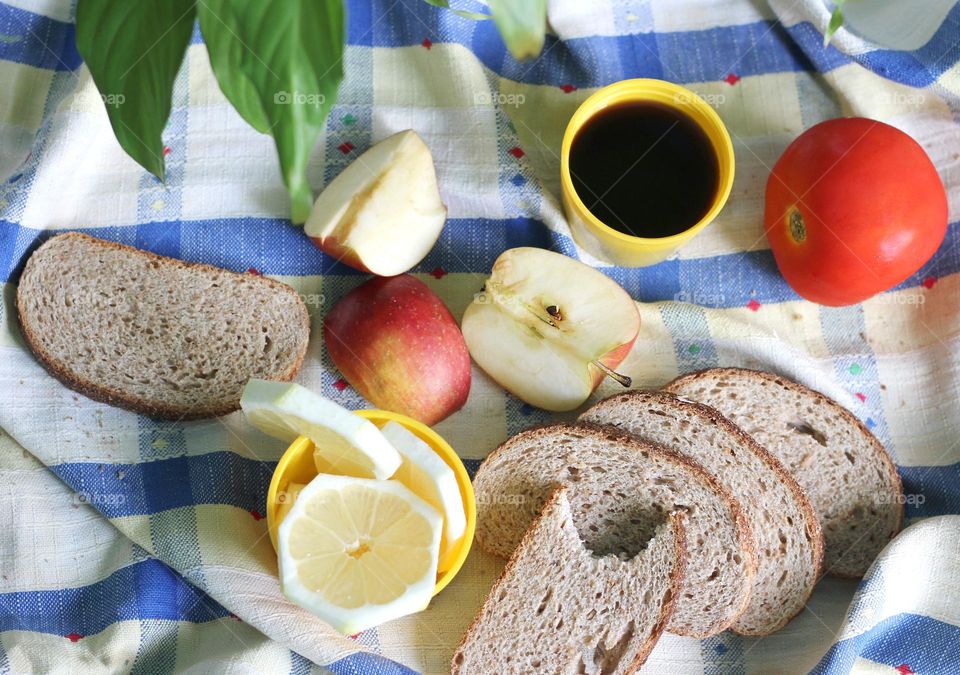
(240, 379, 401, 479)
(278, 474, 442, 634)
(381, 421, 466, 573)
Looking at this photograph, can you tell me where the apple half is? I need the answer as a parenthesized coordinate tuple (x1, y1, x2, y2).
(461, 247, 641, 412)
(305, 130, 447, 276)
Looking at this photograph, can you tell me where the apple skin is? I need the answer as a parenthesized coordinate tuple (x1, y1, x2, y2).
(309, 234, 372, 274)
(590, 339, 635, 389)
(323, 275, 471, 426)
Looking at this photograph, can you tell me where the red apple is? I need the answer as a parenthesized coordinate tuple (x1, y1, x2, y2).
(323, 275, 471, 425)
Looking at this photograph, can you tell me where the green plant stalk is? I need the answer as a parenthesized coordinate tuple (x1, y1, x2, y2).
(824, 0, 846, 46)
(420, 0, 547, 60)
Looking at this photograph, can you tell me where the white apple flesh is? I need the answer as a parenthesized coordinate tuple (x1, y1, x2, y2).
(461, 247, 641, 411)
(305, 130, 447, 276)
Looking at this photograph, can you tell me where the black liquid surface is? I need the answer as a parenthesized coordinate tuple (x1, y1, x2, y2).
(569, 102, 719, 238)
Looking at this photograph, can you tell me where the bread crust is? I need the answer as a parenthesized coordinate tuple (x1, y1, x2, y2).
(585, 389, 825, 635)
(665, 367, 904, 578)
(625, 510, 687, 674)
(451, 487, 689, 675)
(473, 422, 758, 638)
(15, 232, 310, 420)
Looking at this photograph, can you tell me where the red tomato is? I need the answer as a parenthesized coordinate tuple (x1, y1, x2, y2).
(764, 117, 947, 306)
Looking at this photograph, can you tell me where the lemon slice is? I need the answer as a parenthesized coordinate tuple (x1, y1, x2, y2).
(278, 474, 442, 634)
(240, 380, 401, 479)
(381, 421, 466, 573)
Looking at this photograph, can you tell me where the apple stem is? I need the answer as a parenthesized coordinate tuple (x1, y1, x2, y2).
(592, 361, 632, 388)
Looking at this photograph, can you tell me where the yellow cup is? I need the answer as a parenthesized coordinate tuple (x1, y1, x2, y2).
(266, 409, 476, 597)
(560, 78, 735, 267)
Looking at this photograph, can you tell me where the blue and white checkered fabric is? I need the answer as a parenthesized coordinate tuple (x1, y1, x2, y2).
(0, 0, 958, 672)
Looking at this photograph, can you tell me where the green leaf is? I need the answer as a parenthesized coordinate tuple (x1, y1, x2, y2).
(824, 0, 846, 46)
(488, 0, 547, 60)
(75, 0, 196, 181)
(421, 0, 491, 21)
(197, 0, 344, 223)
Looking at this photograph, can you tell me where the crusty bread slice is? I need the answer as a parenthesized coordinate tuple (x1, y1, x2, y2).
(16, 232, 310, 419)
(665, 368, 903, 578)
(581, 390, 824, 635)
(452, 487, 686, 675)
(473, 423, 755, 638)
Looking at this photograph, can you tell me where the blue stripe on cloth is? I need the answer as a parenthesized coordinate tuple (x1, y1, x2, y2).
(4, 1, 955, 91)
(505, 390, 556, 438)
(5, 219, 959, 308)
(326, 652, 419, 675)
(900, 462, 960, 519)
(461, 458, 481, 479)
(130, 619, 179, 675)
(0, 218, 960, 308)
(47, 452, 960, 521)
(289, 651, 315, 675)
(0, 4, 80, 71)
(50, 452, 274, 518)
(702, 633, 745, 675)
(811, 613, 960, 674)
(659, 302, 721, 374)
(0, 558, 228, 637)
(1, 2, 829, 85)
(0, 221, 17, 281)
(819, 303, 894, 448)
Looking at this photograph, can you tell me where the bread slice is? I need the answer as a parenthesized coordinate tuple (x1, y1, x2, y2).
(665, 368, 903, 578)
(453, 487, 686, 675)
(473, 423, 755, 638)
(16, 232, 310, 419)
(581, 390, 824, 635)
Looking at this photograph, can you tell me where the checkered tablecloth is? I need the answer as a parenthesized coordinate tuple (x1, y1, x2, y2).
(1, 0, 959, 673)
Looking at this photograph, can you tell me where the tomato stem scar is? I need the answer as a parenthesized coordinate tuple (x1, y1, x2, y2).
(788, 208, 806, 242)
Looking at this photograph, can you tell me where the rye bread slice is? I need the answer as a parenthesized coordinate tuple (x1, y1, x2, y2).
(453, 488, 686, 675)
(665, 368, 903, 578)
(581, 390, 824, 635)
(16, 232, 310, 419)
(473, 423, 756, 638)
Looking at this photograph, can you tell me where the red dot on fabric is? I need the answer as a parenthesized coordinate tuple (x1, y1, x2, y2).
(855, 392, 867, 402)
(421, 38, 432, 49)
(724, 73, 741, 85)
(246, 268, 262, 276)
(747, 299, 761, 312)
(430, 267, 447, 279)
(338, 142, 355, 154)
(249, 510, 264, 521)
(923, 276, 938, 289)
(65, 633, 83, 642)
(333, 379, 349, 392)
(509, 147, 524, 159)
(560, 84, 576, 93)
